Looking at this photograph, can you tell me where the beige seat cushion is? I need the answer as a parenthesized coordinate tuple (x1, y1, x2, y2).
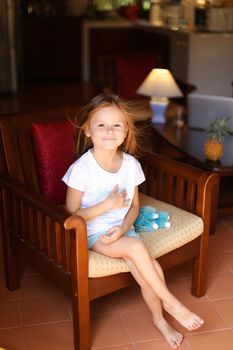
(88, 193, 203, 278)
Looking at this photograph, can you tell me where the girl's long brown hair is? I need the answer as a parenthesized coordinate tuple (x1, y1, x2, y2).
(74, 93, 139, 158)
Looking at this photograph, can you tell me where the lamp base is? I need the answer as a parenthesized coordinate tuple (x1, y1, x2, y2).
(149, 100, 168, 124)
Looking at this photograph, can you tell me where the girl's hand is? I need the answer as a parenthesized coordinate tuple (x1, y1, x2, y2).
(99, 226, 123, 244)
(106, 184, 130, 209)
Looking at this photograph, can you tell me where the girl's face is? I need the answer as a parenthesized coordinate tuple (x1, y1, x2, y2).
(85, 105, 128, 151)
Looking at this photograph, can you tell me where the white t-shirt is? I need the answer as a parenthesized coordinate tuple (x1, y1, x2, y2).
(62, 149, 145, 237)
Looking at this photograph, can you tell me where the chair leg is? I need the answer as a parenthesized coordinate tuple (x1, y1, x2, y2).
(1, 189, 20, 290)
(69, 224, 90, 350)
(191, 252, 207, 298)
(71, 289, 90, 350)
(1, 229, 20, 290)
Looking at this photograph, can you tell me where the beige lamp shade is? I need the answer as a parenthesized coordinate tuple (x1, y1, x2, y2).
(137, 68, 183, 98)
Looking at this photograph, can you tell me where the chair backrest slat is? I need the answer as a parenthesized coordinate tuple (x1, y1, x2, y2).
(140, 151, 210, 215)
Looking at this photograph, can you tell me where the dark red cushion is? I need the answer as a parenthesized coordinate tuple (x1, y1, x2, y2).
(115, 55, 156, 100)
(32, 120, 74, 205)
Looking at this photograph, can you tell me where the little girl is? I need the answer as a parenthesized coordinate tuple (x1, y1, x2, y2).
(63, 93, 204, 349)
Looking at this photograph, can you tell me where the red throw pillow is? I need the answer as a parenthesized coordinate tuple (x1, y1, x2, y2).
(115, 55, 156, 100)
(32, 119, 74, 205)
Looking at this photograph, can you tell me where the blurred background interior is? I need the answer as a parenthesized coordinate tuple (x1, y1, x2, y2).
(1, 0, 233, 101)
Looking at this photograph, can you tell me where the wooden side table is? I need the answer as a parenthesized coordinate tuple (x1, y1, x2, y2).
(148, 122, 233, 214)
(134, 100, 232, 234)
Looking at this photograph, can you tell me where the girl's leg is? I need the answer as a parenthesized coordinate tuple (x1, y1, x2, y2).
(92, 237, 204, 331)
(125, 257, 183, 349)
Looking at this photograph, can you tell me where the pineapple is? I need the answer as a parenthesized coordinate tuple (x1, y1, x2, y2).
(204, 117, 232, 161)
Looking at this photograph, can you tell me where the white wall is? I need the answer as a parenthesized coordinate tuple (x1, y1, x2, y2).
(170, 30, 233, 97)
(188, 33, 233, 97)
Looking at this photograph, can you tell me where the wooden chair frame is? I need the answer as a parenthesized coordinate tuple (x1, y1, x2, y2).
(0, 109, 219, 350)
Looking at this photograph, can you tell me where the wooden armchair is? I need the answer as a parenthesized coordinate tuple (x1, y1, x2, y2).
(0, 108, 219, 350)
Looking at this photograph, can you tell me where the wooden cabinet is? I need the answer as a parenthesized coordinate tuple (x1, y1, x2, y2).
(21, 17, 82, 81)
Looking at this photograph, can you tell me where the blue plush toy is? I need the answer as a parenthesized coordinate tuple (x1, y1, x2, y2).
(155, 210, 171, 229)
(134, 206, 171, 232)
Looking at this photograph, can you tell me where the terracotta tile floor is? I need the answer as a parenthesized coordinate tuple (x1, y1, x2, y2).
(0, 213, 233, 350)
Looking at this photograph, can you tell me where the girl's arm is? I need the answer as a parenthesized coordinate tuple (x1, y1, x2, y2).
(121, 186, 140, 234)
(65, 184, 129, 221)
(100, 186, 140, 244)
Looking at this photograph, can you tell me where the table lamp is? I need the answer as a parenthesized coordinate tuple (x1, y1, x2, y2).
(137, 68, 183, 124)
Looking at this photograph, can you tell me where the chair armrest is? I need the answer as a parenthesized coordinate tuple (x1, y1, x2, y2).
(0, 174, 88, 274)
(139, 151, 219, 233)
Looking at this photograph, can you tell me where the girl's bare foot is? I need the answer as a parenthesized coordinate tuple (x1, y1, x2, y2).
(153, 317, 183, 348)
(163, 301, 204, 331)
